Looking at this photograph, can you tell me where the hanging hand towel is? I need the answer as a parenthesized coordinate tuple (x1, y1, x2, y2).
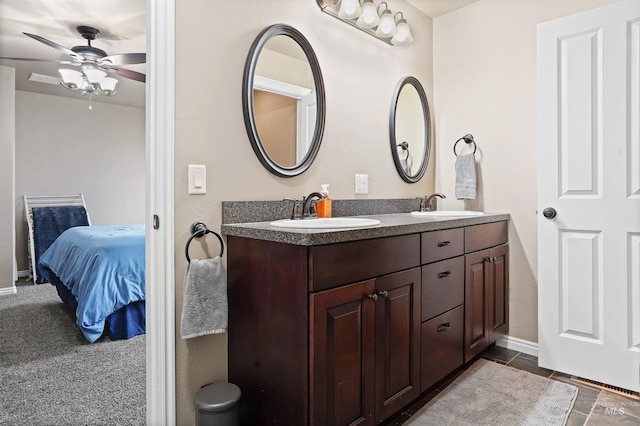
(181, 257, 227, 339)
(455, 153, 477, 200)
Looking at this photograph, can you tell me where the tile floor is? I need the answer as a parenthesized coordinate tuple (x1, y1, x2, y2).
(385, 345, 640, 425)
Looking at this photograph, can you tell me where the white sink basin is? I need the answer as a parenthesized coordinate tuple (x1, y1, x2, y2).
(411, 210, 484, 217)
(270, 217, 381, 229)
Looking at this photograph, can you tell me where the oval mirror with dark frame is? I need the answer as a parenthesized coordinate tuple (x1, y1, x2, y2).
(389, 76, 431, 183)
(242, 24, 326, 178)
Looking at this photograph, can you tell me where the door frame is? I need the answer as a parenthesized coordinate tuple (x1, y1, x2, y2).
(146, 0, 176, 423)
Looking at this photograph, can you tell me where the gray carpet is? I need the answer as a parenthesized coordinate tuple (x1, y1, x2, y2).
(0, 284, 145, 425)
(407, 359, 578, 426)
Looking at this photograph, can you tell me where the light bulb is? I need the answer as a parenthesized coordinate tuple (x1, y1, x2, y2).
(338, 0, 362, 19)
(356, 0, 380, 29)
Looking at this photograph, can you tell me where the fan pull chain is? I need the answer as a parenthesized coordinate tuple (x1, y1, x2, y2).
(88, 93, 93, 110)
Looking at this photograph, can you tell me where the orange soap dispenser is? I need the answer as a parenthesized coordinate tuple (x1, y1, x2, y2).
(317, 184, 332, 218)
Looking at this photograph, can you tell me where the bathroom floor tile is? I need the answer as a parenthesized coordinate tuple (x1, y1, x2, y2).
(505, 354, 554, 378)
(480, 345, 519, 363)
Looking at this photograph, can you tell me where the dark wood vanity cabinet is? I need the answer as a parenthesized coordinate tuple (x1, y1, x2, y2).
(226, 219, 508, 425)
(463, 222, 509, 362)
(227, 234, 420, 426)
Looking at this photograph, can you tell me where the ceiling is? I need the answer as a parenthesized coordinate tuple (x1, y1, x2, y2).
(0, 0, 146, 109)
(407, 0, 481, 17)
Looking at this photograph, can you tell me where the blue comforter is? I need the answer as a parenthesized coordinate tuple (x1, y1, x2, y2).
(38, 225, 145, 343)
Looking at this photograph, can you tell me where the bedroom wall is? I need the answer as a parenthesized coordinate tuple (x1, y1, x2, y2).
(174, 1, 434, 423)
(0, 66, 15, 292)
(14, 91, 145, 273)
(432, 0, 619, 343)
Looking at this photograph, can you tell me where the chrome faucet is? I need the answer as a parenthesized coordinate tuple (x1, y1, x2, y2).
(421, 193, 446, 212)
(302, 192, 325, 218)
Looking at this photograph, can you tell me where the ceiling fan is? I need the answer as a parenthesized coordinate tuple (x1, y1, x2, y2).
(1, 25, 146, 83)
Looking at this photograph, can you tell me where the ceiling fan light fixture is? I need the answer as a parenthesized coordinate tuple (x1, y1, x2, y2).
(58, 68, 83, 89)
(83, 68, 107, 84)
(99, 77, 118, 95)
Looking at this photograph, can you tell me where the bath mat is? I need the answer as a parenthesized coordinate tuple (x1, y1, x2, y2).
(407, 359, 578, 426)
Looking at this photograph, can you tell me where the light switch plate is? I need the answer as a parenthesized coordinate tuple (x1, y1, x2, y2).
(188, 164, 206, 195)
(355, 174, 368, 194)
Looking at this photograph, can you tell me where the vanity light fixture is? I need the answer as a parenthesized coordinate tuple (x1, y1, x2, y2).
(391, 12, 413, 46)
(317, 0, 413, 46)
(338, 0, 362, 19)
(58, 68, 118, 97)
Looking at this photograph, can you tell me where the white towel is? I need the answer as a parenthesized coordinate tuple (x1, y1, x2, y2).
(181, 257, 228, 339)
(455, 153, 477, 200)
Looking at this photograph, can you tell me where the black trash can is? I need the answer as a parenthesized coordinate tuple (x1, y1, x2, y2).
(195, 382, 241, 426)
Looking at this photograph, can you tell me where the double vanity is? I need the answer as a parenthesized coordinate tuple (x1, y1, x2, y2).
(222, 206, 509, 425)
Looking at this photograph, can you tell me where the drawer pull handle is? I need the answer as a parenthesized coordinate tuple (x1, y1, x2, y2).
(378, 290, 389, 298)
(368, 293, 378, 302)
(437, 322, 451, 333)
(437, 271, 451, 279)
(437, 241, 451, 247)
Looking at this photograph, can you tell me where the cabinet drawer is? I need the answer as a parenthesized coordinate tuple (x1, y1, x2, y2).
(421, 228, 464, 264)
(465, 221, 508, 253)
(421, 257, 464, 321)
(309, 234, 420, 291)
(420, 305, 464, 392)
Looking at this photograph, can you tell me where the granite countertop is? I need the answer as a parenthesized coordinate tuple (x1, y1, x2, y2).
(221, 212, 510, 246)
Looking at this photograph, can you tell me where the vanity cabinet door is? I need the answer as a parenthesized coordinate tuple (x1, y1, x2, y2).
(463, 244, 509, 362)
(464, 250, 491, 362)
(374, 268, 421, 423)
(310, 280, 376, 426)
(489, 245, 509, 342)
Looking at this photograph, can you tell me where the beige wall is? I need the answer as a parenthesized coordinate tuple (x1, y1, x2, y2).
(175, 0, 434, 422)
(432, 0, 618, 343)
(0, 66, 15, 290)
(14, 91, 145, 272)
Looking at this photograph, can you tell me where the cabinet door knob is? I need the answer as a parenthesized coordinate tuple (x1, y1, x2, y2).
(437, 241, 451, 247)
(437, 322, 451, 333)
(378, 290, 389, 298)
(437, 271, 451, 279)
(368, 293, 378, 302)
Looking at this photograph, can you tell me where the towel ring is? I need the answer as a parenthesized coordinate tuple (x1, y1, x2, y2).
(453, 134, 477, 156)
(185, 221, 224, 263)
(397, 141, 410, 160)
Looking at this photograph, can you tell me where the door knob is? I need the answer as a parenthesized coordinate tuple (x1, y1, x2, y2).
(543, 207, 557, 219)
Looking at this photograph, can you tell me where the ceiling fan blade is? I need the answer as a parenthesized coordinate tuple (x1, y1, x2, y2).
(106, 66, 146, 83)
(99, 53, 146, 66)
(0, 57, 77, 65)
(23, 32, 82, 60)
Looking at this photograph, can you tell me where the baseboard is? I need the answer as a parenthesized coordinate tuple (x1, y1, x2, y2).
(496, 335, 538, 357)
(0, 286, 17, 297)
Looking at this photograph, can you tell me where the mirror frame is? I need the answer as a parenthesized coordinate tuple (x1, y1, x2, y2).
(389, 76, 431, 183)
(242, 24, 326, 178)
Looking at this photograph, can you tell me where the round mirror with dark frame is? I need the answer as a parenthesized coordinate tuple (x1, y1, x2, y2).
(242, 24, 326, 178)
(389, 76, 431, 183)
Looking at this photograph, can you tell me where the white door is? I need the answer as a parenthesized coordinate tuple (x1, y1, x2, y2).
(297, 91, 317, 163)
(538, 0, 640, 392)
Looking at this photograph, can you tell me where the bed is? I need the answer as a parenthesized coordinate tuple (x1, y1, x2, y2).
(38, 224, 146, 343)
(25, 194, 146, 343)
